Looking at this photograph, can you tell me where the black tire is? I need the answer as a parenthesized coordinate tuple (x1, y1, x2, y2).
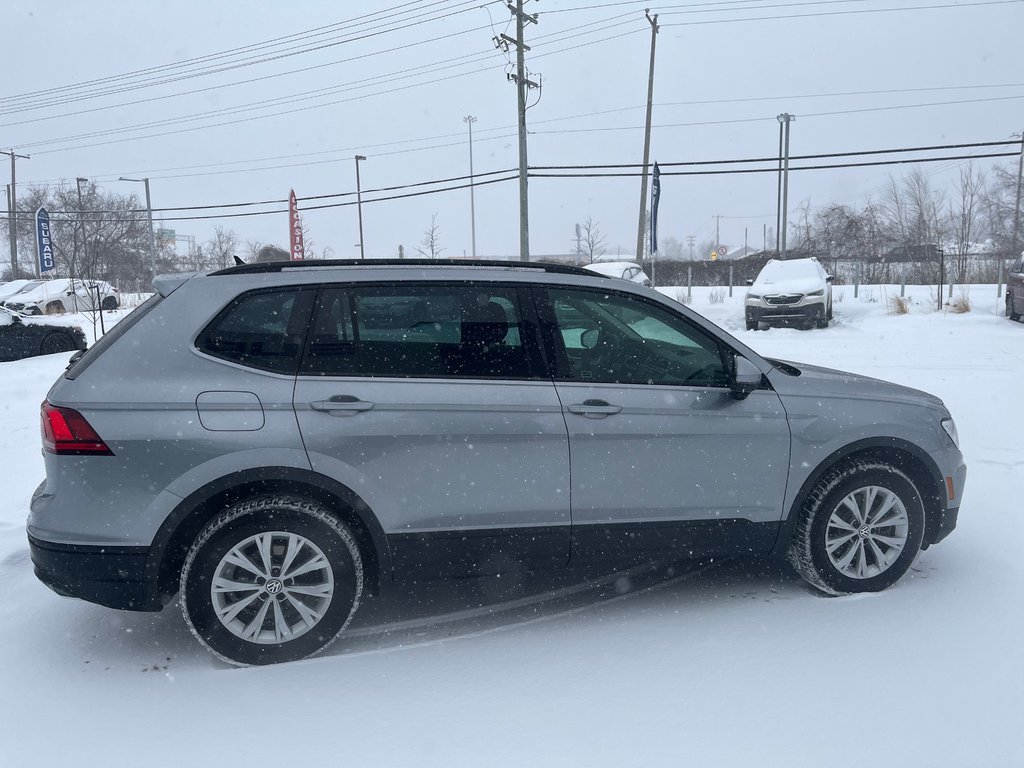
(1008, 296, 1021, 322)
(101, 296, 118, 311)
(180, 495, 363, 666)
(44, 301, 65, 315)
(745, 320, 758, 331)
(815, 307, 829, 329)
(40, 332, 77, 355)
(788, 460, 925, 596)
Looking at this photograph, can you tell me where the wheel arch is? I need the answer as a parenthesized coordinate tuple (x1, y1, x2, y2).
(771, 437, 947, 558)
(145, 467, 392, 604)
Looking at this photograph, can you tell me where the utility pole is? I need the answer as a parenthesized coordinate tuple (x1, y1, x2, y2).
(499, 0, 539, 262)
(118, 177, 157, 278)
(2, 149, 29, 279)
(634, 10, 659, 266)
(76, 177, 88, 281)
(1013, 130, 1023, 256)
(777, 114, 795, 257)
(354, 155, 367, 259)
(715, 215, 721, 252)
(463, 115, 478, 258)
(687, 235, 695, 260)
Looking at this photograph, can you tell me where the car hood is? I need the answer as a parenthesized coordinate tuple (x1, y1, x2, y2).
(750, 276, 824, 295)
(767, 359, 946, 411)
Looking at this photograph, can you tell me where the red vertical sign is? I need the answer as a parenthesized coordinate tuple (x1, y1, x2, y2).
(289, 189, 305, 261)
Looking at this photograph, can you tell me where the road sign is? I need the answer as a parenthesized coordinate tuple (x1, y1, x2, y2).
(718, 245, 729, 257)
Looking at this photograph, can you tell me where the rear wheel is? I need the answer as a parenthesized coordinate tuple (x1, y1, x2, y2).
(180, 495, 363, 666)
(1008, 295, 1021, 322)
(101, 296, 118, 311)
(44, 301, 65, 315)
(789, 460, 925, 595)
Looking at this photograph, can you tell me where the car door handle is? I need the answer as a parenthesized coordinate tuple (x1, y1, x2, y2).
(567, 399, 622, 418)
(309, 396, 375, 416)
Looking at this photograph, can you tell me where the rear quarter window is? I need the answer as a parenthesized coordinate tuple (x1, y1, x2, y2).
(197, 288, 315, 374)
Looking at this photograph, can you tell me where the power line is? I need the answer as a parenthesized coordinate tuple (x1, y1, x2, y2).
(14, 139, 1020, 222)
(532, 139, 1021, 169)
(0, 1, 502, 113)
(529, 151, 1019, 178)
(20, 19, 645, 155)
(659, 0, 1023, 27)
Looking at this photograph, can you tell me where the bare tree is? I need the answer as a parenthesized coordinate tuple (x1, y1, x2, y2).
(205, 226, 239, 270)
(947, 165, 986, 283)
(415, 213, 444, 259)
(577, 217, 607, 262)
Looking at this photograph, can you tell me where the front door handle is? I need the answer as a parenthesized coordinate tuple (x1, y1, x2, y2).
(309, 395, 375, 416)
(567, 399, 622, 418)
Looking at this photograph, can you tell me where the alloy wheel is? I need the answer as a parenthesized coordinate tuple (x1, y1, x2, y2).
(824, 485, 909, 579)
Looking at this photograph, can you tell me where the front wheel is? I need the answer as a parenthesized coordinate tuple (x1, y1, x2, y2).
(788, 461, 925, 595)
(180, 495, 363, 666)
(1008, 296, 1021, 322)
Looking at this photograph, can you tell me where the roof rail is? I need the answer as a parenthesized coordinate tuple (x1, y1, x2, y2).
(209, 258, 605, 278)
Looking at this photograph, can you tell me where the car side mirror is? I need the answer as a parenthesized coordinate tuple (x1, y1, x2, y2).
(825, 275, 834, 283)
(730, 356, 762, 400)
(745, 279, 754, 286)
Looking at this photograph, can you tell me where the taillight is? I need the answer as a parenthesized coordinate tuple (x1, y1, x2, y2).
(41, 401, 113, 456)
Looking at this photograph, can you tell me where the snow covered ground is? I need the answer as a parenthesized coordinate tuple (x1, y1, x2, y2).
(0, 284, 1021, 767)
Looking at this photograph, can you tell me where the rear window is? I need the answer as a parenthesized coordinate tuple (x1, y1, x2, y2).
(65, 293, 163, 380)
(197, 287, 315, 374)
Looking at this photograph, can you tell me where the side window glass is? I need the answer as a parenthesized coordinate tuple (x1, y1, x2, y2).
(197, 288, 313, 374)
(548, 288, 728, 387)
(301, 284, 533, 379)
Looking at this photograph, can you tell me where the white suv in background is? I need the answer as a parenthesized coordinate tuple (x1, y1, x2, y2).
(3, 278, 119, 315)
(745, 257, 833, 330)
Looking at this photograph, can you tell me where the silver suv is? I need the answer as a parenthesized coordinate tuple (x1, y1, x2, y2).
(28, 260, 966, 665)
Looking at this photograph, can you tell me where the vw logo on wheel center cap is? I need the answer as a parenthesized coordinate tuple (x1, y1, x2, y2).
(858, 525, 870, 538)
(265, 579, 284, 595)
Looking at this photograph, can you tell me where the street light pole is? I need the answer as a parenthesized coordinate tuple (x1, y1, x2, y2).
(354, 155, 367, 259)
(776, 113, 796, 257)
(75, 177, 88, 281)
(118, 177, 157, 279)
(463, 115, 478, 258)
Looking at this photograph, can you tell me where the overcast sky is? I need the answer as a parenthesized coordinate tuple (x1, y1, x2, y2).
(4, 0, 1023, 262)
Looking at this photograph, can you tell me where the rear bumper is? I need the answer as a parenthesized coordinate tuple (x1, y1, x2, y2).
(28, 534, 162, 611)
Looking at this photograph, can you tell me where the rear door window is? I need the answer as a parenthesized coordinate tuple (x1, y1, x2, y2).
(300, 283, 536, 379)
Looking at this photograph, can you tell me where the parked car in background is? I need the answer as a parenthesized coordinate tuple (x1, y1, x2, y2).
(29, 259, 965, 666)
(0, 307, 87, 362)
(0, 279, 34, 304)
(1006, 254, 1023, 322)
(745, 257, 833, 330)
(583, 260, 652, 286)
(2, 278, 119, 315)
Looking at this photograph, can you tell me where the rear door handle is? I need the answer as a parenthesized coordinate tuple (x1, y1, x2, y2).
(309, 395, 375, 416)
(567, 399, 622, 418)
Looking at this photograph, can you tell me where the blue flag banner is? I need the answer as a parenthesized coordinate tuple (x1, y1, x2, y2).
(35, 207, 55, 273)
(650, 162, 661, 255)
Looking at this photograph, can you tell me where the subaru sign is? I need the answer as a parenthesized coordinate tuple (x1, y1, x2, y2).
(35, 207, 55, 273)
